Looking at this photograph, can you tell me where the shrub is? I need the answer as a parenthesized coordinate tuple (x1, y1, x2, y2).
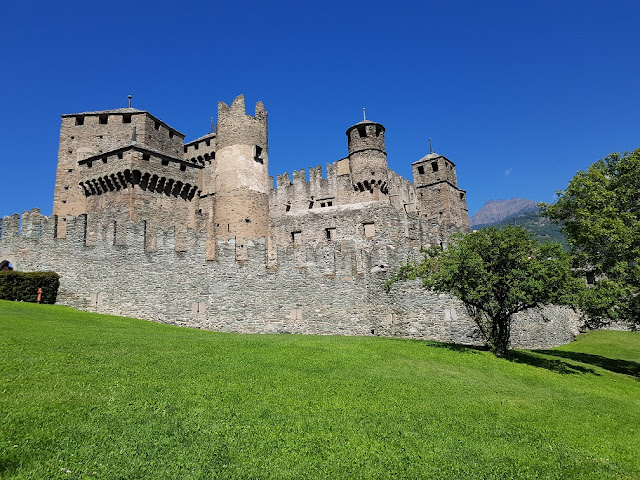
(0, 271, 60, 304)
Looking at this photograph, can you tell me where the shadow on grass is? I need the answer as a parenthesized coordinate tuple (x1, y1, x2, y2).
(506, 350, 599, 376)
(426, 341, 489, 354)
(424, 340, 639, 379)
(535, 350, 640, 379)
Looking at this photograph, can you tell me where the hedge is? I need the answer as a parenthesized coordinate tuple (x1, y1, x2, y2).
(0, 271, 60, 304)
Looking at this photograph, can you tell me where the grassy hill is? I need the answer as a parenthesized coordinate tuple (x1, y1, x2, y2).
(1, 301, 639, 479)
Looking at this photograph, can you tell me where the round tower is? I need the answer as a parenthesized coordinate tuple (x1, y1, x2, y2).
(213, 95, 269, 249)
(346, 119, 389, 195)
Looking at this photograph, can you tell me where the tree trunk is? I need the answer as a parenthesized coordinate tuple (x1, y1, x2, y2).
(489, 314, 511, 356)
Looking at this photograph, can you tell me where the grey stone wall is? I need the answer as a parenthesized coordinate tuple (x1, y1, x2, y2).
(0, 211, 582, 349)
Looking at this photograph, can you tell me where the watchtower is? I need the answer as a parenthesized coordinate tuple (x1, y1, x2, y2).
(213, 95, 269, 256)
(346, 118, 389, 199)
(412, 152, 470, 230)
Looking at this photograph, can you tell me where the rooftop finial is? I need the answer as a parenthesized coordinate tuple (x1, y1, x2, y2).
(429, 138, 433, 154)
(362, 108, 366, 121)
(128, 95, 132, 108)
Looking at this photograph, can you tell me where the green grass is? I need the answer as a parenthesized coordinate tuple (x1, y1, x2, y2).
(1, 300, 639, 479)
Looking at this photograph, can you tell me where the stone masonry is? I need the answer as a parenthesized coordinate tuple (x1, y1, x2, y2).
(0, 95, 582, 348)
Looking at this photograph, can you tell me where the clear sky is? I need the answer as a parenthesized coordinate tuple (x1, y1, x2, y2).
(0, 0, 638, 219)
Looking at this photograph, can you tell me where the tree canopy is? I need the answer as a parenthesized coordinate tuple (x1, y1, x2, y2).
(543, 148, 640, 325)
(389, 226, 582, 355)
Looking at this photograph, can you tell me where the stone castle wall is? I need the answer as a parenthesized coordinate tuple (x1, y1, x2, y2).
(0, 210, 582, 349)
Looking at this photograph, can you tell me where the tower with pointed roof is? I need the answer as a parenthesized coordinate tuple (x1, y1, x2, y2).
(412, 152, 469, 229)
(345, 117, 389, 200)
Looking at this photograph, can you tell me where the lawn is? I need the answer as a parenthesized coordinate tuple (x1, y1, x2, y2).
(1, 300, 638, 479)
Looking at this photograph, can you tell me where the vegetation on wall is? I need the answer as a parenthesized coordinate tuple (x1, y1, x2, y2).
(0, 271, 60, 304)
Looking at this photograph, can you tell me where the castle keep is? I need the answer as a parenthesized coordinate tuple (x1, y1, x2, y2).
(0, 96, 580, 348)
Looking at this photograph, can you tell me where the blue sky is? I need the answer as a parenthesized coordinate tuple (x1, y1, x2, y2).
(1, 0, 638, 218)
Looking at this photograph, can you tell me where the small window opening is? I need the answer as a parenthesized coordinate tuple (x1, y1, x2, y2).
(142, 153, 150, 161)
(327, 201, 332, 206)
(62, 200, 67, 204)
(357, 126, 367, 137)
(98, 135, 103, 139)
(71, 136, 75, 139)
(308, 201, 314, 209)
(75, 116, 84, 126)
(169, 131, 174, 138)
(254, 145, 264, 164)
(64, 186, 69, 190)
(194, 143, 199, 150)
(586, 272, 596, 285)
(205, 139, 211, 146)
(375, 125, 383, 136)
(99, 115, 108, 125)
(459, 192, 465, 200)
(102, 157, 107, 164)
(117, 152, 123, 159)
(320, 202, 325, 207)
(122, 114, 132, 123)
(325, 227, 336, 241)
(180, 164, 186, 171)
(417, 165, 425, 174)
(154, 121, 161, 130)
(291, 231, 302, 245)
(183, 146, 188, 153)
(285, 204, 291, 212)
(161, 159, 169, 166)
(245, 218, 250, 223)
(363, 222, 375, 238)
(431, 161, 439, 172)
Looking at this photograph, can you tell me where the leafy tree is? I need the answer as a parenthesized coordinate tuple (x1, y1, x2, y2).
(543, 148, 640, 326)
(389, 226, 582, 355)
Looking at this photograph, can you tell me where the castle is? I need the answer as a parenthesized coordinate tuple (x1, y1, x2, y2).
(0, 95, 580, 348)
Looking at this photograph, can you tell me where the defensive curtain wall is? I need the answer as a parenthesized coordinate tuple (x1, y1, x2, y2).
(0, 209, 582, 349)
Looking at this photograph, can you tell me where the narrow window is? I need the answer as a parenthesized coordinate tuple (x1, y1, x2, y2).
(99, 115, 108, 125)
(417, 165, 425, 174)
(68, 168, 73, 173)
(205, 139, 211, 146)
(184, 146, 188, 153)
(431, 161, 439, 172)
(75, 116, 84, 126)
(254, 145, 264, 164)
(291, 231, 302, 245)
(327, 201, 332, 206)
(180, 164, 186, 171)
(122, 114, 132, 123)
(357, 126, 367, 137)
(169, 131, 174, 138)
(320, 202, 325, 207)
(142, 153, 150, 161)
(161, 159, 169, 166)
(285, 204, 291, 212)
(459, 192, 465, 200)
(64, 186, 69, 190)
(325, 227, 336, 241)
(117, 152, 123, 159)
(308, 201, 314, 209)
(154, 121, 161, 130)
(194, 143, 199, 150)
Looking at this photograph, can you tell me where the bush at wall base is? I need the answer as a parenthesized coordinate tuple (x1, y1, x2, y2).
(0, 271, 60, 304)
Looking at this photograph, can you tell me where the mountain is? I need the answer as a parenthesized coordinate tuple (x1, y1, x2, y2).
(470, 198, 567, 247)
(470, 198, 538, 229)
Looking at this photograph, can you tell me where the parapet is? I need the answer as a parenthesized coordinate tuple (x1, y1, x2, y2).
(216, 95, 268, 151)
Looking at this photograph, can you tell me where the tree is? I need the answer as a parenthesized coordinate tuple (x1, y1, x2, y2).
(389, 226, 582, 355)
(543, 148, 640, 326)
